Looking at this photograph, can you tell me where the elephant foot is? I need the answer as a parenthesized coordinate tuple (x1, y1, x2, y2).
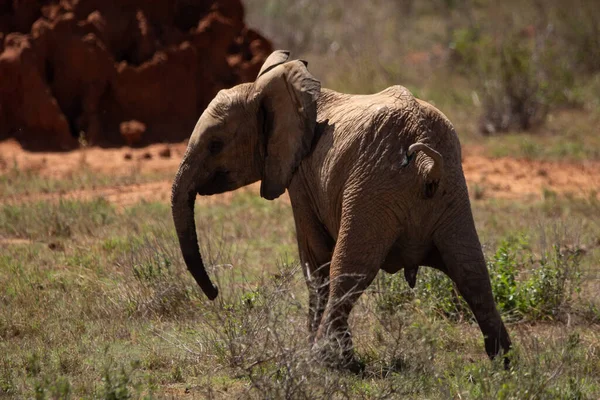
(313, 347, 365, 375)
(484, 326, 512, 370)
(312, 331, 364, 374)
(342, 356, 366, 375)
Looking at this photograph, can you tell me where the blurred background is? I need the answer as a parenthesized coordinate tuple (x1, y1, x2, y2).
(1, 0, 599, 158)
(245, 0, 600, 159)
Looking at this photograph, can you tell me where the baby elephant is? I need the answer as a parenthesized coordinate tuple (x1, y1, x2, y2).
(171, 50, 511, 371)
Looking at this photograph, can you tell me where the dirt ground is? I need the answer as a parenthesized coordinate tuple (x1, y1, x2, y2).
(1, 139, 599, 207)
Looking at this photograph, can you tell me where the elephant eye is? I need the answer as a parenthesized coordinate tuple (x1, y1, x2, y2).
(208, 140, 224, 155)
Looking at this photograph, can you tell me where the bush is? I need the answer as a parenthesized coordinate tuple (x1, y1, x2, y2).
(100, 360, 145, 400)
(552, 0, 600, 73)
(113, 234, 199, 319)
(452, 26, 576, 134)
(487, 236, 583, 321)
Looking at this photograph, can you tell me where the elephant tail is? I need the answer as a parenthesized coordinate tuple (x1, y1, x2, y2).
(407, 143, 444, 198)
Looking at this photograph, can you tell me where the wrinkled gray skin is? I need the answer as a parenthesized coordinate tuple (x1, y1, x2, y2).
(171, 50, 511, 371)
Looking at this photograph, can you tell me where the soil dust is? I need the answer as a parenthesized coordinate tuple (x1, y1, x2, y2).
(1, 139, 599, 208)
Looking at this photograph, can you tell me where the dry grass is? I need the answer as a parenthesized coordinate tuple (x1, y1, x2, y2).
(1, 184, 599, 398)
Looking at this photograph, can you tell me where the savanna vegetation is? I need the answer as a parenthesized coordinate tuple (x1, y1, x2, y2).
(1, 191, 599, 398)
(1, 0, 600, 398)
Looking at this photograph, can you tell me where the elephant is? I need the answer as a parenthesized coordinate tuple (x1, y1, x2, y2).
(171, 50, 512, 371)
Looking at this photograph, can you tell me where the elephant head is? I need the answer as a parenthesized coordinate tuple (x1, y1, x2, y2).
(171, 51, 321, 300)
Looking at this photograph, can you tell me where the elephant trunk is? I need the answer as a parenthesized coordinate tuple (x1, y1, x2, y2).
(171, 159, 219, 300)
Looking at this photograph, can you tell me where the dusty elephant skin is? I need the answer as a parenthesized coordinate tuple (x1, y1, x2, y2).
(171, 50, 512, 372)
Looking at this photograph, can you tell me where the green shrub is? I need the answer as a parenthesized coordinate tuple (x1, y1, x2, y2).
(486, 237, 524, 318)
(100, 364, 136, 400)
(375, 267, 470, 321)
(33, 376, 71, 400)
(552, 0, 600, 73)
(453, 25, 576, 134)
(487, 236, 583, 321)
(376, 235, 583, 323)
(520, 245, 583, 319)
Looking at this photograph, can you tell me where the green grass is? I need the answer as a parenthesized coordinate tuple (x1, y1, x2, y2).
(1, 186, 599, 398)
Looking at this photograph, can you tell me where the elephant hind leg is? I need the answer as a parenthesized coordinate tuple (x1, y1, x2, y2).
(435, 229, 512, 367)
(449, 259, 511, 363)
(316, 271, 376, 373)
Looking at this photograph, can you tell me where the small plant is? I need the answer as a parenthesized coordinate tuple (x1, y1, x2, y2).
(0, 359, 15, 396)
(99, 360, 146, 400)
(374, 271, 415, 313)
(132, 253, 172, 283)
(117, 238, 197, 319)
(25, 352, 42, 377)
(33, 376, 72, 400)
(101, 365, 132, 400)
(170, 365, 184, 383)
(486, 236, 582, 321)
(522, 245, 583, 319)
(486, 237, 526, 319)
(375, 235, 583, 323)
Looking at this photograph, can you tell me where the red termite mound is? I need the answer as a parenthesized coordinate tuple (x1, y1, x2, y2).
(0, 0, 272, 150)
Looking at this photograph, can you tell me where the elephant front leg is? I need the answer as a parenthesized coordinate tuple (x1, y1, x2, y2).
(307, 264, 329, 344)
(315, 271, 378, 373)
(314, 204, 399, 372)
(290, 200, 334, 343)
(304, 259, 331, 343)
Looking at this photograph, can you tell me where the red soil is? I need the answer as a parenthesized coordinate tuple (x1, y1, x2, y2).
(1, 139, 599, 207)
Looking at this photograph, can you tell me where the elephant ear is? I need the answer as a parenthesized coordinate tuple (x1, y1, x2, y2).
(257, 50, 291, 78)
(254, 60, 321, 200)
